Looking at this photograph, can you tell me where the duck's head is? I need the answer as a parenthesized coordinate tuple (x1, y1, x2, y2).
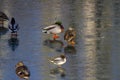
(11, 17, 15, 25)
(60, 55, 66, 59)
(55, 21, 62, 25)
(55, 21, 64, 32)
(15, 61, 24, 68)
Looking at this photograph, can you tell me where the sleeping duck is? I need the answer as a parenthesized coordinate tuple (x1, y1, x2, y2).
(42, 22, 64, 40)
(15, 61, 30, 80)
(64, 27, 76, 46)
(48, 55, 66, 66)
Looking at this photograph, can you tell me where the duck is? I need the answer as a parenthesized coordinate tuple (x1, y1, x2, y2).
(0, 11, 9, 21)
(15, 61, 30, 80)
(48, 55, 66, 66)
(8, 17, 19, 33)
(42, 22, 64, 40)
(0, 12, 9, 32)
(64, 27, 76, 46)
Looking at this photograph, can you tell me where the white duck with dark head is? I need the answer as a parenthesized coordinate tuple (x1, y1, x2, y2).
(42, 22, 64, 40)
(48, 55, 66, 66)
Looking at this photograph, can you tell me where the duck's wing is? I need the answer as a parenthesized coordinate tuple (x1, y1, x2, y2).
(15, 24, 19, 30)
(54, 57, 63, 63)
(8, 25, 12, 30)
(43, 25, 56, 30)
(22, 66, 30, 75)
(64, 30, 70, 40)
(64, 30, 76, 40)
(17, 66, 30, 75)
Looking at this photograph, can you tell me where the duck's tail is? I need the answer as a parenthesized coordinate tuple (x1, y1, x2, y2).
(42, 29, 51, 34)
(42, 29, 47, 33)
(48, 58, 54, 63)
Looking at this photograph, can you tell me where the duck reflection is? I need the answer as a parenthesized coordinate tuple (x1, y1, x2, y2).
(8, 33, 19, 51)
(64, 45, 76, 54)
(0, 27, 8, 35)
(50, 67, 66, 78)
(43, 39, 64, 52)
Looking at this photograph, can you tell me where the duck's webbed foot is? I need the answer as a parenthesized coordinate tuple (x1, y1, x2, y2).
(53, 34, 59, 40)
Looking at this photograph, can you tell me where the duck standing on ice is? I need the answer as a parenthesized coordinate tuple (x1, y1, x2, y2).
(15, 61, 30, 80)
(48, 55, 66, 66)
(8, 17, 19, 38)
(64, 27, 76, 45)
(42, 22, 64, 40)
(8, 17, 19, 33)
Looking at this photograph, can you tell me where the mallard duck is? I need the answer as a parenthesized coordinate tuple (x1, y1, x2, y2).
(0, 11, 9, 21)
(15, 61, 30, 80)
(8, 17, 19, 33)
(42, 22, 64, 40)
(0, 12, 9, 29)
(64, 27, 76, 45)
(48, 55, 66, 66)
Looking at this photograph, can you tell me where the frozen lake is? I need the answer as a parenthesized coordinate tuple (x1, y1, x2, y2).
(0, 0, 120, 80)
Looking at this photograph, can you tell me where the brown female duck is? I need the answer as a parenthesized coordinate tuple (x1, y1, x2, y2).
(15, 61, 30, 80)
(64, 27, 76, 45)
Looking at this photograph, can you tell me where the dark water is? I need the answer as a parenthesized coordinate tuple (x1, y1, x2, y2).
(0, 0, 119, 80)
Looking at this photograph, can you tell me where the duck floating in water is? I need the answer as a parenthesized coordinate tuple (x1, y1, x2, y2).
(64, 27, 76, 46)
(48, 55, 66, 66)
(42, 22, 64, 40)
(8, 17, 19, 33)
(15, 61, 30, 80)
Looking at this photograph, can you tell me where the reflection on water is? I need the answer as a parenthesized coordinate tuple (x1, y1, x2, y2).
(50, 67, 66, 78)
(82, 1, 97, 80)
(43, 39, 64, 52)
(64, 45, 76, 54)
(8, 36, 19, 51)
(81, 0, 111, 80)
(0, 27, 8, 35)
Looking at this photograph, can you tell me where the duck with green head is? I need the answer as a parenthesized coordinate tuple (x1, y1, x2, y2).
(42, 21, 64, 40)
